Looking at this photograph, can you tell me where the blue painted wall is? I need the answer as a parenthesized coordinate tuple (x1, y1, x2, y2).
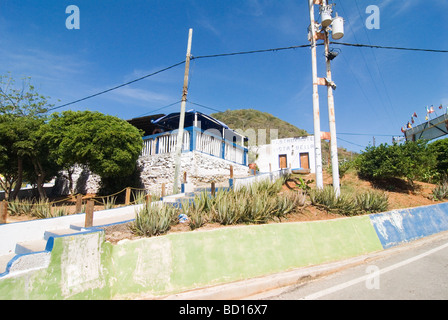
(369, 202, 448, 249)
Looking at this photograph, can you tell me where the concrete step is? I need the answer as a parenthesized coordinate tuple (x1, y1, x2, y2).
(70, 217, 136, 230)
(0, 254, 16, 274)
(44, 228, 81, 240)
(15, 239, 48, 255)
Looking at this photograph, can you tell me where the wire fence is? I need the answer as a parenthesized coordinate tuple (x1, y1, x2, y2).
(0, 186, 164, 222)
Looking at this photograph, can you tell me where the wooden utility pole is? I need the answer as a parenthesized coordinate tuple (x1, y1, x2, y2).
(173, 28, 193, 195)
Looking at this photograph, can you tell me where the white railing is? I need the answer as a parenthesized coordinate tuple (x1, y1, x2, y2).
(224, 141, 245, 164)
(141, 127, 248, 166)
(195, 131, 222, 158)
(141, 131, 190, 157)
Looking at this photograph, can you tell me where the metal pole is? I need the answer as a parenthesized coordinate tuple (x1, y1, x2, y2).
(322, 0, 340, 197)
(173, 28, 193, 194)
(308, 0, 324, 189)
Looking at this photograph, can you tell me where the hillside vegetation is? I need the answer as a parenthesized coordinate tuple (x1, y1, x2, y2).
(211, 108, 354, 162)
(211, 109, 308, 144)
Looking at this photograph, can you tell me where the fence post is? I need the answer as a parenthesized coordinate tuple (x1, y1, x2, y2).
(161, 183, 166, 198)
(0, 201, 8, 224)
(85, 200, 94, 228)
(211, 182, 216, 197)
(75, 194, 83, 213)
(230, 165, 234, 179)
(125, 187, 131, 205)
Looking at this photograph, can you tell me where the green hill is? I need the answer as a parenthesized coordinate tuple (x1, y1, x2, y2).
(211, 109, 308, 144)
(211, 108, 354, 163)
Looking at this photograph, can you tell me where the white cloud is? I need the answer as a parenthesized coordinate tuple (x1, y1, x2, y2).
(112, 87, 173, 104)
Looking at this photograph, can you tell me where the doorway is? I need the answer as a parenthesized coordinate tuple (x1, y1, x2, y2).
(279, 154, 287, 169)
(300, 153, 310, 170)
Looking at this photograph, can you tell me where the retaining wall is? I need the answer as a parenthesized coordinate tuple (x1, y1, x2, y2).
(1, 201, 447, 299)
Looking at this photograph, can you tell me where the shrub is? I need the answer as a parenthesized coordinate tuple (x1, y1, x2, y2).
(356, 141, 437, 186)
(130, 203, 178, 237)
(355, 190, 389, 213)
(8, 199, 33, 216)
(310, 187, 388, 216)
(102, 196, 117, 210)
(432, 182, 448, 201)
(179, 176, 306, 228)
(32, 199, 52, 219)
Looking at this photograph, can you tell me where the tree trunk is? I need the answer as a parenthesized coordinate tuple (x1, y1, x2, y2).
(32, 158, 47, 200)
(10, 157, 23, 200)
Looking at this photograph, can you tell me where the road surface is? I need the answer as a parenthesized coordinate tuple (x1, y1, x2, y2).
(259, 231, 448, 300)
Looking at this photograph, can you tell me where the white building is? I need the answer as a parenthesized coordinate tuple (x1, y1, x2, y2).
(251, 136, 316, 173)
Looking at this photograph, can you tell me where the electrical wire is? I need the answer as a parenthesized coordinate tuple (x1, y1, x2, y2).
(191, 44, 313, 60)
(47, 61, 186, 112)
(330, 42, 448, 53)
(187, 101, 224, 113)
(337, 137, 366, 149)
(47, 41, 448, 113)
(133, 100, 183, 118)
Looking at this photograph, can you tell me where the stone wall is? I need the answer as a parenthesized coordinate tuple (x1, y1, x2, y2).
(54, 151, 249, 196)
(138, 151, 249, 196)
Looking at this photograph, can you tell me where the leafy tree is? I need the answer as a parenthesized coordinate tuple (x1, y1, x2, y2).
(429, 138, 448, 180)
(356, 140, 437, 187)
(0, 74, 52, 200)
(42, 111, 144, 193)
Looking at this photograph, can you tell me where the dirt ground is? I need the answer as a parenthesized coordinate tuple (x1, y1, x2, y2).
(6, 171, 445, 244)
(100, 171, 444, 244)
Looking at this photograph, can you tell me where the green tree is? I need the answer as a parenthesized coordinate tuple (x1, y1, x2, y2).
(42, 111, 144, 193)
(356, 140, 437, 187)
(0, 74, 52, 200)
(429, 138, 448, 180)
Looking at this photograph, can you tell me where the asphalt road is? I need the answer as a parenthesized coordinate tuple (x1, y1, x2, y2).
(260, 231, 448, 300)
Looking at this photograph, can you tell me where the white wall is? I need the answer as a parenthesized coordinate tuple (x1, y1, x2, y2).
(251, 136, 315, 173)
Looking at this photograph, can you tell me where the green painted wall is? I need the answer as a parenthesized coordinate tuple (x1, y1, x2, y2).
(0, 216, 383, 300)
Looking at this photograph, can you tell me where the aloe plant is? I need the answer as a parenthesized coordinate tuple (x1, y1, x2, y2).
(102, 196, 117, 210)
(433, 182, 448, 201)
(310, 187, 388, 216)
(130, 203, 178, 237)
(355, 191, 388, 213)
(32, 199, 52, 219)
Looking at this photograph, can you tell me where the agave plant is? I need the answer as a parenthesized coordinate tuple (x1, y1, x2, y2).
(273, 191, 305, 220)
(130, 203, 178, 237)
(102, 196, 117, 210)
(32, 199, 52, 219)
(7, 199, 35, 216)
(433, 182, 448, 201)
(310, 187, 356, 216)
(355, 191, 389, 214)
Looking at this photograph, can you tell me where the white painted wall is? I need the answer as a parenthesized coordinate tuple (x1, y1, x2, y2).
(251, 136, 316, 173)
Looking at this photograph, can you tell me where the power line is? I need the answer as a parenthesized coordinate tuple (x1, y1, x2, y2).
(48, 61, 186, 112)
(353, 0, 400, 128)
(47, 41, 448, 113)
(191, 44, 314, 60)
(331, 41, 448, 53)
(337, 137, 366, 149)
(338, 132, 395, 137)
(133, 100, 182, 118)
(187, 101, 224, 113)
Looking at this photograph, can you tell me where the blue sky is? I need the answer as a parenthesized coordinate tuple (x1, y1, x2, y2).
(1, 0, 447, 153)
